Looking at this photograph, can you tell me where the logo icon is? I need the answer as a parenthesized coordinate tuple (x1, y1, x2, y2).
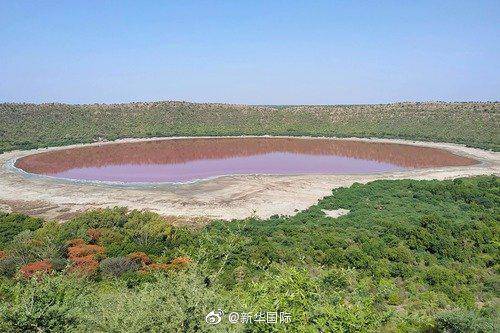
(205, 309, 224, 325)
(228, 312, 240, 323)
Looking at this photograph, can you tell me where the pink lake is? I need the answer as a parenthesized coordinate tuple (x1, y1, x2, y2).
(15, 137, 478, 183)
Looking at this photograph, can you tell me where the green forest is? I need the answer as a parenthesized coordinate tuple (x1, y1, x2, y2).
(0, 101, 498, 153)
(0, 176, 498, 332)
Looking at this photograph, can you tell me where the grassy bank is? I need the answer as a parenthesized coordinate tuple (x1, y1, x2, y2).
(1, 101, 498, 153)
(0, 176, 498, 332)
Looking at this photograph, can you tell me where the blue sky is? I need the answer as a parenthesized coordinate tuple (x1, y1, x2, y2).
(0, 1, 498, 104)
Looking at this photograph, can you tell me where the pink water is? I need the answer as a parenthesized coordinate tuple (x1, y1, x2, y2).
(16, 137, 477, 183)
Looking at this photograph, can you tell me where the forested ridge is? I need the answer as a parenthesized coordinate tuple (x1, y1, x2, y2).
(0, 176, 498, 332)
(1, 101, 498, 153)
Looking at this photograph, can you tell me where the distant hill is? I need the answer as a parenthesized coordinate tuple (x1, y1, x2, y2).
(0, 101, 498, 153)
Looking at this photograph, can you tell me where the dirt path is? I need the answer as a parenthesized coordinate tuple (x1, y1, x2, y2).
(0, 136, 498, 221)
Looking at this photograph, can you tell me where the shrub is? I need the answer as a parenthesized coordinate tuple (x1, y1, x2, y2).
(77, 271, 240, 332)
(99, 257, 140, 277)
(69, 257, 99, 277)
(425, 265, 455, 287)
(127, 252, 151, 266)
(0, 274, 89, 332)
(5, 231, 40, 264)
(0, 257, 22, 278)
(0, 213, 42, 248)
(67, 242, 105, 276)
(19, 260, 53, 279)
(50, 258, 69, 272)
(67, 244, 105, 260)
(435, 309, 495, 333)
(121, 271, 158, 288)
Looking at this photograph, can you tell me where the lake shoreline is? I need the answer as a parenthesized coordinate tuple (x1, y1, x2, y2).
(0, 136, 498, 222)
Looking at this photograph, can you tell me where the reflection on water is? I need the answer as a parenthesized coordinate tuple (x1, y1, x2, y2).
(16, 137, 478, 183)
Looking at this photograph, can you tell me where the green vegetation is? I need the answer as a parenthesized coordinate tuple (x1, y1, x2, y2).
(0, 176, 498, 332)
(1, 101, 498, 331)
(0, 101, 498, 153)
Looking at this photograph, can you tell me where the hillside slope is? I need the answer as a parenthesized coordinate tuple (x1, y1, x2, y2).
(0, 176, 498, 331)
(1, 101, 498, 153)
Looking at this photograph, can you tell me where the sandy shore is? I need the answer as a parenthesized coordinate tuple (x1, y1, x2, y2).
(0, 136, 498, 222)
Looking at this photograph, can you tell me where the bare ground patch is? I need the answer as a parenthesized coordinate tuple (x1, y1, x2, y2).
(322, 209, 350, 218)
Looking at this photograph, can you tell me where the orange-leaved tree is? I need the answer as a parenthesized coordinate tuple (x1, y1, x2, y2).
(127, 252, 151, 266)
(67, 238, 105, 276)
(19, 259, 53, 278)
